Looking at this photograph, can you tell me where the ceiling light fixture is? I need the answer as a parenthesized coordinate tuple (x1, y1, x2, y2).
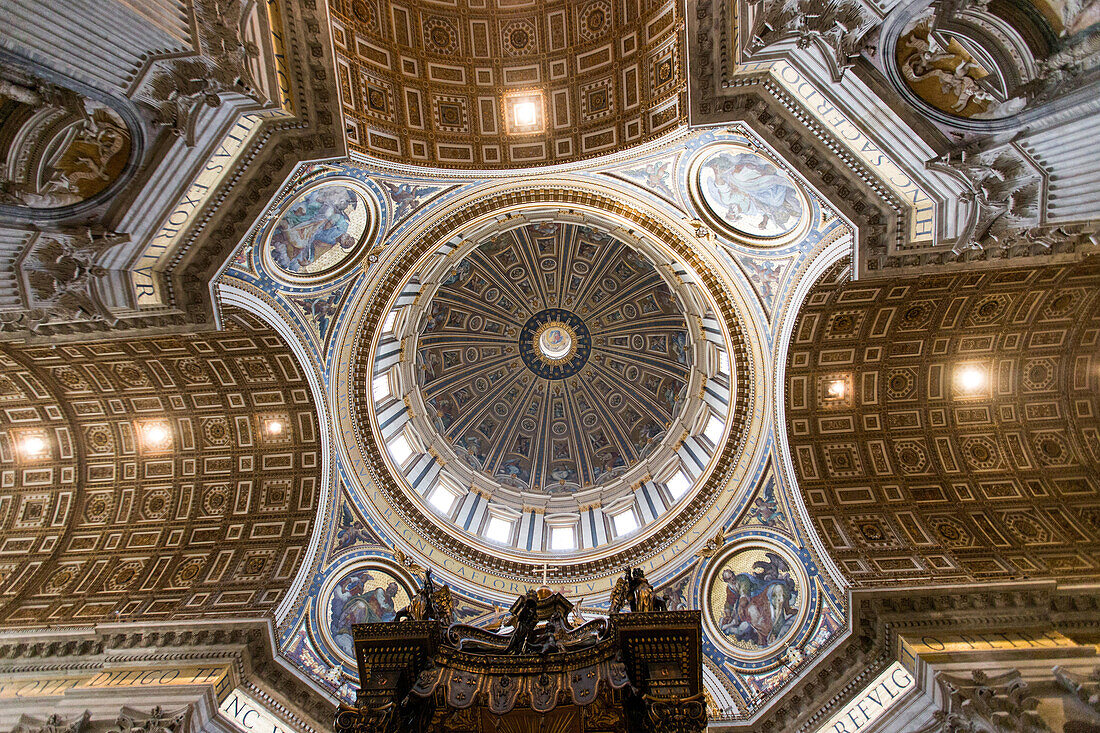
(955, 366, 985, 392)
(267, 420, 284, 436)
(143, 423, 171, 448)
(513, 100, 537, 127)
(826, 380, 846, 399)
(20, 435, 47, 458)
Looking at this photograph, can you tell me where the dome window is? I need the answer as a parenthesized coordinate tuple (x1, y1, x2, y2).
(372, 373, 392, 402)
(387, 432, 413, 467)
(428, 483, 459, 514)
(611, 509, 639, 536)
(484, 516, 513, 544)
(703, 413, 725, 446)
(666, 470, 691, 500)
(550, 526, 576, 551)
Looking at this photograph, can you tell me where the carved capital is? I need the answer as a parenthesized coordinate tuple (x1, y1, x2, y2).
(13, 712, 91, 733)
(916, 669, 1049, 733)
(1054, 665, 1100, 714)
(115, 706, 192, 733)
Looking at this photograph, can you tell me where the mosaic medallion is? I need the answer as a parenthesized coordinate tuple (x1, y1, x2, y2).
(703, 540, 807, 659)
(262, 180, 377, 283)
(323, 562, 412, 663)
(519, 308, 592, 379)
(690, 144, 808, 244)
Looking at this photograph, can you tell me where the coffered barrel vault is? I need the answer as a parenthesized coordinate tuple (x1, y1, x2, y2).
(0, 308, 321, 624)
(331, 0, 687, 168)
(786, 259, 1100, 587)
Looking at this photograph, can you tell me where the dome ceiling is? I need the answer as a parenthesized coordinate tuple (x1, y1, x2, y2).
(329, 0, 686, 168)
(357, 197, 745, 563)
(416, 222, 691, 493)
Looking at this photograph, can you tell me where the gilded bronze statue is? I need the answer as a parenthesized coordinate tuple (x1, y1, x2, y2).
(610, 566, 668, 614)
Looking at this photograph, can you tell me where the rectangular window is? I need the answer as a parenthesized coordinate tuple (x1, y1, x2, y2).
(612, 509, 638, 536)
(428, 484, 458, 513)
(717, 349, 730, 376)
(387, 432, 413, 466)
(550, 526, 575, 550)
(372, 373, 392, 402)
(484, 516, 513, 544)
(382, 310, 397, 333)
(703, 414, 725, 445)
(666, 470, 691, 499)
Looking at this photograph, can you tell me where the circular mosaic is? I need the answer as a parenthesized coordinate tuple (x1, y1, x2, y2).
(519, 308, 592, 379)
(690, 144, 808, 244)
(539, 323, 573, 359)
(703, 540, 807, 660)
(322, 562, 413, 664)
(262, 180, 377, 283)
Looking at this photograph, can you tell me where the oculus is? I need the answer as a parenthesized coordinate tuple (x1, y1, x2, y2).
(520, 309, 591, 378)
(262, 180, 377, 283)
(690, 144, 809, 244)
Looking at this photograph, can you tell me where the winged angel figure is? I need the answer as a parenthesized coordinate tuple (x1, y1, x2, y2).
(146, 59, 227, 147)
(146, 0, 262, 145)
(24, 231, 127, 329)
(395, 568, 454, 623)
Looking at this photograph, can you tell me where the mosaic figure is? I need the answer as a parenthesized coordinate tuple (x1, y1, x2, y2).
(710, 549, 799, 652)
(328, 567, 409, 659)
(698, 149, 803, 238)
(270, 184, 368, 275)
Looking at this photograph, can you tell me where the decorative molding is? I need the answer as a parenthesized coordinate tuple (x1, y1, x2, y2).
(745, 0, 880, 82)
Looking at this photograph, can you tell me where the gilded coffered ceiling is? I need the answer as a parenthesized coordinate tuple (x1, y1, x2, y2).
(329, 0, 686, 168)
(786, 258, 1100, 587)
(0, 308, 321, 625)
(5, 0, 1100, 726)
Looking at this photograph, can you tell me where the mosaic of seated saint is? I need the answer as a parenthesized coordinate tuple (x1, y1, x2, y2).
(713, 551, 798, 650)
(270, 184, 368, 274)
(328, 567, 409, 659)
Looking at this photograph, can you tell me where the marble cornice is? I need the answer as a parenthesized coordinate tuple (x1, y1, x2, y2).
(716, 582, 1100, 732)
(0, 620, 335, 728)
